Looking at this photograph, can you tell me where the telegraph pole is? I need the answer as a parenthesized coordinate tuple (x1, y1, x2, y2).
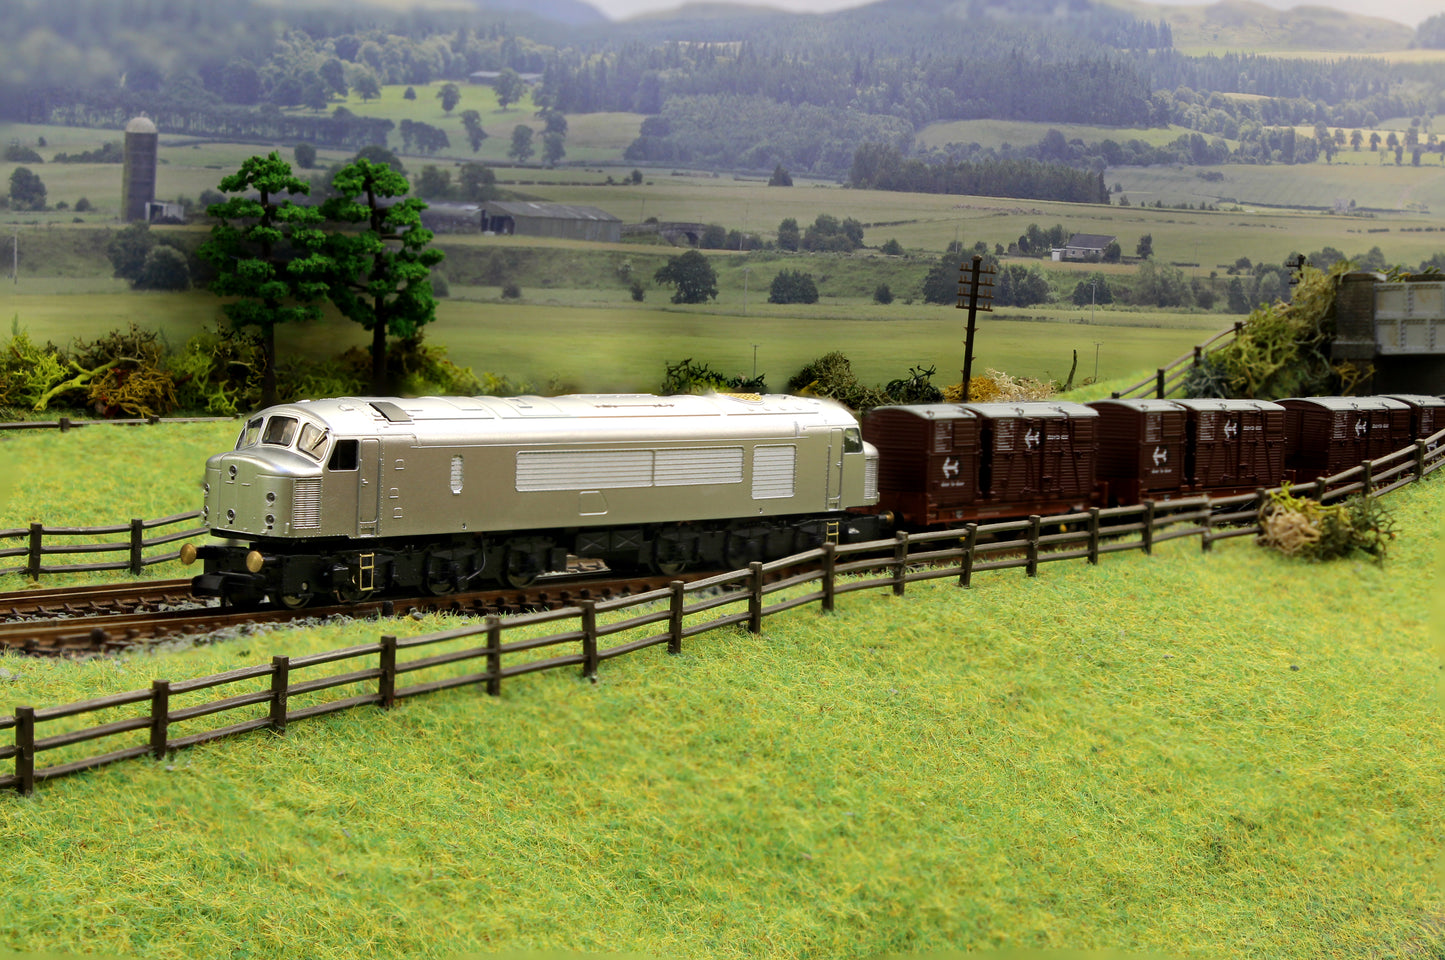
(956, 254, 995, 402)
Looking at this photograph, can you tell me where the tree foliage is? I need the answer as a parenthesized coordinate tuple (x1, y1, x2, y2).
(318, 158, 446, 394)
(198, 151, 329, 407)
(768, 269, 819, 304)
(654, 250, 717, 304)
(8, 167, 46, 210)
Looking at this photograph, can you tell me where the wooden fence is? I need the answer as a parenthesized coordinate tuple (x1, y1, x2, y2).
(1112, 322, 1246, 400)
(3, 428, 1442, 796)
(0, 512, 208, 579)
(0, 415, 234, 433)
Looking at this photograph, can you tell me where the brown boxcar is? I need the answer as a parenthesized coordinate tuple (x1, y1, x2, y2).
(1171, 398, 1287, 494)
(1086, 399, 1188, 505)
(965, 402, 1099, 517)
(1278, 396, 1412, 482)
(1379, 394, 1445, 442)
(861, 404, 981, 527)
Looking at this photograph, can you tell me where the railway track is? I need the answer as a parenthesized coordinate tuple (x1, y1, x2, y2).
(0, 569, 735, 656)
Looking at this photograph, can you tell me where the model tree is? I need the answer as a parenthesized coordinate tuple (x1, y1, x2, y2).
(200, 152, 329, 407)
(318, 158, 445, 394)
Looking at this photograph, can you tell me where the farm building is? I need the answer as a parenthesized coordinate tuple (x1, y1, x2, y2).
(121, 116, 158, 223)
(418, 203, 484, 234)
(481, 201, 622, 243)
(1052, 233, 1117, 262)
(467, 70, 543, 86)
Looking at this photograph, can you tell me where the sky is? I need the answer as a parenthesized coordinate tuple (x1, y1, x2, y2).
(588, 0, 1438, 28)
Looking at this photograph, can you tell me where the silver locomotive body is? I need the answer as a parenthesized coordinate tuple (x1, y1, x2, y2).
(190, 393, 881, 605)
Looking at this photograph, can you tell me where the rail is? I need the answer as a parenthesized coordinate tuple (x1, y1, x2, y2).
(0, 512, 209, 579)
(1111, 321, 1246, 400)
(5, 425, 1442, 796)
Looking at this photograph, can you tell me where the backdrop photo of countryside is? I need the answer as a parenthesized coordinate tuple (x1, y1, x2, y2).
(0, 0, 1442, 956)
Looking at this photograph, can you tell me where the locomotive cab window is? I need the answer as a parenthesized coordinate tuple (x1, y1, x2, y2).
(297, 423, 329, 461)
(236, 417, 263, 449)
(327, 439, 359, 471)
(262, 416, 298, 447)
(844, 428, 864, 453)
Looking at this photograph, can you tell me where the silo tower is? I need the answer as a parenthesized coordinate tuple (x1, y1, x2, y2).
(121, 116, 159, 222)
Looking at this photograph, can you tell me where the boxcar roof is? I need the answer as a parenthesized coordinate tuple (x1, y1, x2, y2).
(1379, 393, 1445, 408)
(1087, 399, 1185, 413)
(868, 404, 978, 421)
(1171, 398, 1286, 412)
(964, 401, 1098, 419)
(1277, 396, 1410, 411)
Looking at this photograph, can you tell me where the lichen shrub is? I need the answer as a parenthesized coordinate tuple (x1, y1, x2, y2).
(1257, 485, 1396, 563)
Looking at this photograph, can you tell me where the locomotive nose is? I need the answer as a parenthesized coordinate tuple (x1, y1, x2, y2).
(204, 451, 321, 536)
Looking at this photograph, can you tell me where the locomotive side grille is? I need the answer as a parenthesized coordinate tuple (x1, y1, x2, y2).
(864, 456, 879, 501)
(752, 445, 796, 500)
(655, 447, 743, 486)
(293, 479, 322, 528)
(516, 447, 746, 492)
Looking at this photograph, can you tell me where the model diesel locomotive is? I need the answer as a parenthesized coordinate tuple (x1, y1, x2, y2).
(183, 393, 884, 607)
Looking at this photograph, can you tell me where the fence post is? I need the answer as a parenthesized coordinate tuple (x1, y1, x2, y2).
(1142, 500, 1156, 556)
(959, 523, 977, 588)
(821, 542, 836, 614)
(1416, 440, 1428, 482)
(1155, 368, 1165, 399)
(668, 581, 685, 654)
(269, 656, 289, 733)
(1087, 508, 1100, 565)
(485, 616, 502, 696)
(1255, 487, 1269, 535)
(1026, 515, 1041, 577)
(26, 523, 41, 580)
(1200, 497, 1214, 553)
(15, 706, 35, 796)
(1193, 345, 1202, 366)
(748, 562, 763, 634)
(150, 680, 170, 759)
(378, 635, 397, 709)
(129, 518, 145, 576)
(58, 416, 70, 433)
(1361, 459, 1373, 498)
(580, 600, 598, 681)
(892, 530, 909, 597)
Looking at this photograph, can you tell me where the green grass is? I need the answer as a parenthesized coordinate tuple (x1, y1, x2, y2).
(0, 426, 1439, 958)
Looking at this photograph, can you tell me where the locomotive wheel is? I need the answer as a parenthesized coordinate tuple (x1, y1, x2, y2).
(501, 549, 538, 589)
(423, 575, 454, 596)
(334, 581, 373, 604)
(277, 591, 313, 610)
(652, 558, 688, 577)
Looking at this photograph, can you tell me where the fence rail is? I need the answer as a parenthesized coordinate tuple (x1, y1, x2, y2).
(0, 415, 235, 433)
(5, 426, 1443, 796)
(1112, 322, 1246, 400)
(0, 512, 208, 578)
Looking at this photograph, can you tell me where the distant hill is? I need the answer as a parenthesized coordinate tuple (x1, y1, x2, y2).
(1106, 0, 1415, 51)
(471, 0, 607, 25)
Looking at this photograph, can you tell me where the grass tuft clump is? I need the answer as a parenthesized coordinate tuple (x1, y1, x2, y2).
(1257, 485, 1396, 563)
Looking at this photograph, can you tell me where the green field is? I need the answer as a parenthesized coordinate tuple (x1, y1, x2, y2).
(0, 423, 1439, 958)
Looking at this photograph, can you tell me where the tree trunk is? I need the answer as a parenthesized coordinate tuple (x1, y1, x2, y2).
(371, 316, 388, 396)
(262, 325, 278, 408)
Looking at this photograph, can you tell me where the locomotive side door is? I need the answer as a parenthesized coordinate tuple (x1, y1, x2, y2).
(358, 438, 381, 537)
(826, 428, 844, 508)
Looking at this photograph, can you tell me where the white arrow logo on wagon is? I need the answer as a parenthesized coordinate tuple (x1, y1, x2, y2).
(1152, 446, 1168, 466)
(1355, 419, 1367, 438)
(943, 457, 960, 479)
(1224, 420, 1238, 439)
(1024, 428, 1040, 449)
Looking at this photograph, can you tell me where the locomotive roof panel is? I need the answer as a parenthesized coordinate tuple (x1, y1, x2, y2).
(256, 393, 859, 442)
(1277, 396, 1410, 411)
(963, 401, 1099, 419)
(1171, 398, 1286, 413)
